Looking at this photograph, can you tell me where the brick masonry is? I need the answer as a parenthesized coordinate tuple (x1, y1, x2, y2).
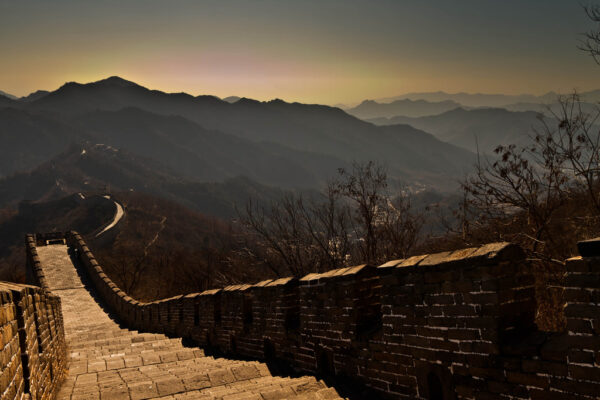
(0, 233, 67, 400)
(63, 231, 600, 399)
(25, 234, 344, 399)
(7, 230, 600, 399)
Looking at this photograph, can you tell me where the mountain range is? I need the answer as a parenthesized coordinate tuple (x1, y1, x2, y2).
(368, 107, 544, 154)
(375, 89, 600, 108)
(0, 144, 286, 218)
(0, 90, 17, 100)
(345, 98, 461, 119)
(0, 76, 475, 197)
(222, 96, 241, 103)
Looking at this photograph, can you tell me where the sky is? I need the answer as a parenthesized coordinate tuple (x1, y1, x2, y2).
(1, 0, 599, 104)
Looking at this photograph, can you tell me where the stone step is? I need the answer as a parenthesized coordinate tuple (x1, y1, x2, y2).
(36, 243, 344, 400)
(68, 331, 171, 350)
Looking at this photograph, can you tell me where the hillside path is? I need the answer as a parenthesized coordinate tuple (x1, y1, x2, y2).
(96, 195, 125, 237)
(36, 243, 342, 400)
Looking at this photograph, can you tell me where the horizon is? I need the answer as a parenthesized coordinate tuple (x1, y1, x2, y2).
(1, 1, 598, 104)
(3, 74, 600, 107)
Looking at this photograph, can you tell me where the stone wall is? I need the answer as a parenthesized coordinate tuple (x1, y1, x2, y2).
(0, 281, 66, 400)
(0, 234, 68, 399)
(65, 230, 600, 399)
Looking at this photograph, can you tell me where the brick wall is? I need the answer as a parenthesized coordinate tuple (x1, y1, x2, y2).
(0, 234, 70, 400)
(0, 281, 66, 400)
(65, 230, 600, 399)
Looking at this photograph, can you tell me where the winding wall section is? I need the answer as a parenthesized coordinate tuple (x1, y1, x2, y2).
(9, 230, 600, 399)
(65, 231, 600, 399)
(25, 233, 343, 400)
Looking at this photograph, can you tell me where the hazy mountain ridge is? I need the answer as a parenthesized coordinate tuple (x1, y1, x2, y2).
(0, 95, 17, 107)
(0, 76, 476, 192)
(20, 90, 50, 102)
(0, 90, 17, 100)
(346, 98, 461, 119)
(376, 89, 600, 108)
(0, 107, 89, 178)
(369, 107, 544, 154)
(0, 144, 286, 218)
(222, 96, 241, 103)
(72, 107, 346, 188)
(501, 101, 600, 115)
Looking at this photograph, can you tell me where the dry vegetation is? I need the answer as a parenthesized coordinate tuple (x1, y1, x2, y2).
(0, 195, 114, 282)
(88, 192, 275, 301)
(89, 90, 600, 334)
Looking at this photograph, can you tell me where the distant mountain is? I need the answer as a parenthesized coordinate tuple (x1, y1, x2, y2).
(0, 100, 344, 188)
(72, 107, 349, 189)
(502, 101, 600, 116)
(332, 103, 352, 109)
(0, 194, 115, 258)
(20, 90, 50, 102)
(579, 89, 600, 103)
(0, 145, 286, 218)
(369, 108, 543, 154)
(0, 193, 116, 281)
(0, 90, 17, 100)
(346, 99, 461, 119)
(0, 95, 16, 107)
(376, 90, 600, 108)
(222, 96, 241, 103)
(15, 76, 476, 191)
(0, 107, 87, 178)
(29, 76, 224, 116)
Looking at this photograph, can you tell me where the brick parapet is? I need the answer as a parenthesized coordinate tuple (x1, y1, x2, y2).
(0, 281, 66, 400)
(25, 234, 50, 291)
(62, 230, 600, 399)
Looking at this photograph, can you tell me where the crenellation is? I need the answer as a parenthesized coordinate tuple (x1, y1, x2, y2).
(10, 231, 600, 399)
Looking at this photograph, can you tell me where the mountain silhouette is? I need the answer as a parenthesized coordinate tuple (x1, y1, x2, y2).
(370, 107, 544, 154)
(0, 107, 88, 178)
(222, 96, 241, 103)
(346, 98, 461, 119)
(0, 145, 285, 218)
(0, 76, 476, 191)
(0, 95, 16, 107)
(20, 90, 50, 102)
(0, 90, 17, 100)
(375, 90, 600, 108)
(71, 107, 346, 188)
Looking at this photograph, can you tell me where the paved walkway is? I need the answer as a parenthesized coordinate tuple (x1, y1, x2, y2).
(36, 244, 342, 400)
(96, 196, 125, 237)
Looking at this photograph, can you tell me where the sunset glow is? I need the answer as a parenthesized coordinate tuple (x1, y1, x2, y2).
(1, 0, 598, 104)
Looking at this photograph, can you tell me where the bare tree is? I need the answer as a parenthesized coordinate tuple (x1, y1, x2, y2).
(461, 136, 570, 259)
(240, 191, 352, 277)
(459, 5, 600, 261)
(377, 195, 423, 261)
(581, 4, 600, 64)
(110, 246, 151, 295)
(539, 93, 600, 215)
(240, 161, 422, 276)
(332, 162, 388, 264)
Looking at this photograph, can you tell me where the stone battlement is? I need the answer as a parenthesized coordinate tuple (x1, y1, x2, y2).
(0, 233, 67, 400)
(36, 230, 595, 399)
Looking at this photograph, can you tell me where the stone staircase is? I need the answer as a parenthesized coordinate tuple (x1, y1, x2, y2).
(35, 244, 342, 400)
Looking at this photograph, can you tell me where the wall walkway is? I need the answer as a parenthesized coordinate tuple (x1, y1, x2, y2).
(28, 233, 342, 400)
(16, 231, 600, 399)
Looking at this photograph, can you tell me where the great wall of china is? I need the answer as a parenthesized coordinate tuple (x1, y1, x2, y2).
(0, 229, 599, 399)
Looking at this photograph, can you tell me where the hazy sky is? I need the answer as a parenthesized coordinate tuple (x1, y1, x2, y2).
(1, 0, 598, 104)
